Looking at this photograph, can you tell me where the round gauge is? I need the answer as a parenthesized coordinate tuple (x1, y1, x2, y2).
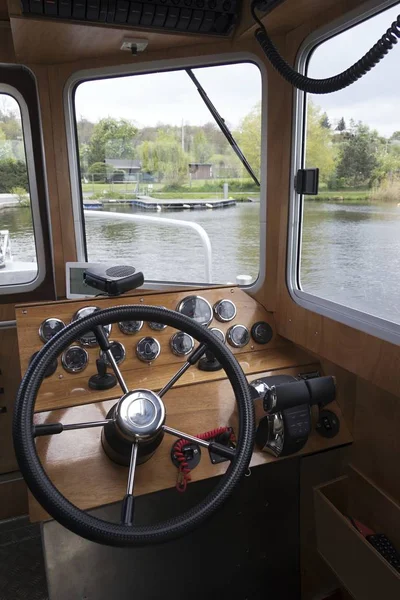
(227, 324, 250, 349)
(118, 320, 143, 335)
(210, 327, 226, 344)
(100, 341, 126, 366)
(136, 337, 161, 363)
(170, 332, 195, 356)
(148, 309, 168, 332)
(176, 296, 213, 326)
(72, 306, 112, 347)
(29, 352, 58, 378)
(61, 346, 89, 373)
(213, 299, 237, 323)
(251, 321, 273, 345)
(38, 318, 65, 343)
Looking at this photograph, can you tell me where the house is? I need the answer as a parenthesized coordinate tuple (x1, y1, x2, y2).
(105, 159, 142, 182)
(188, 163, 213, 180)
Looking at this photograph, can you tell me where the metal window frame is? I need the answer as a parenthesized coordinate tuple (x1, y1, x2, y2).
(287, 0, 400, 346)
(0, 84, 46, 295)
(64, 52, 268, 293)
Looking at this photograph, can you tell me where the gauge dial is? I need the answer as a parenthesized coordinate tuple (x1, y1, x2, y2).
(210, 327, 226, 344)
(61, 346, 89, 373)
(227, 324, 250, 348)
(176, 296, 213, 326)
(29, 352, 58, 377)
(136, 337, 161, 363)
(100, 341, 126, 366)
(213, 299, 237, 323)
(38, 318, 65, 343)
(170, 332, 195, 356)
(118, 320, 143, 335)
(72, 306, 112, 347)
(148, 309, 168, 331)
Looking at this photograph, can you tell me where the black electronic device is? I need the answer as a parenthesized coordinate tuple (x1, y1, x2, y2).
(83, 265, 144, 297)
(20, 0, 241, 36)
(250, 374, 337, 457)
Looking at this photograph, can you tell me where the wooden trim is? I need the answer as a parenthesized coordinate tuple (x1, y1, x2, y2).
(0, 472, 28, 520)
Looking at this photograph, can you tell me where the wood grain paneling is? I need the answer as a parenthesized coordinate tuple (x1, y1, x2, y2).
(0, 327, 21, 474)
(29, 365, 352, 521)
(0, 472, 28, 520)
(10, 15, 216, 65)
(16, 287, 294, 411)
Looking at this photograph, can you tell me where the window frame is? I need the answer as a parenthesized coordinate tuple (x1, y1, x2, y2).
(0, 83, 46, 295)
(64, 52, 268, 292)
(287, 0, 400, 346)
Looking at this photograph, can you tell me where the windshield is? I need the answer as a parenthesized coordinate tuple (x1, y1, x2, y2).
(74, 62, 263, 285)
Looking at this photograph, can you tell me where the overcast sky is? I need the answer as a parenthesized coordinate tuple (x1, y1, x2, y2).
(308, 3, 400, 136)
(74, 2, 400, 136)
(75, 63, 262, 130)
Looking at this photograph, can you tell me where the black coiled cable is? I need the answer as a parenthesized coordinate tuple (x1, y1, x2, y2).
(252, 1, 400, 94)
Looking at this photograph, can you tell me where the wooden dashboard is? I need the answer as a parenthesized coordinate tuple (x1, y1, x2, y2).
(15, 286, 353, 521)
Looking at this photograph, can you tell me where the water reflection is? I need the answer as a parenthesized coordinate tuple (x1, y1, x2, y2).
(84, 204, 260, 284)
(301, 202, 400, 324)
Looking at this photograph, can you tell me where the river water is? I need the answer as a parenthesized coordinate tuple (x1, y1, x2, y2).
(2, 202, 400, 325)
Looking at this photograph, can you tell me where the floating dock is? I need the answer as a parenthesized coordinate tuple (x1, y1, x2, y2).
(84, 196, 236, 211)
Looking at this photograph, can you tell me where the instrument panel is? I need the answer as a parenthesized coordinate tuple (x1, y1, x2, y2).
(16, 286, 278, 413)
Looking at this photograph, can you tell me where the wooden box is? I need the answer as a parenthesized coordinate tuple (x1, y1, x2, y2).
(314, 467, 400, 599)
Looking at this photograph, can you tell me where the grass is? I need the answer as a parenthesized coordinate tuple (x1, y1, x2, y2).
(305, 189, 372, 203)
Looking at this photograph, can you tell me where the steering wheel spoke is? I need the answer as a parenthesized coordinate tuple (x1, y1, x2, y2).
(158, 343, 207, 397)
(121, 443, 138, 526)
(33, 420, 112, 437)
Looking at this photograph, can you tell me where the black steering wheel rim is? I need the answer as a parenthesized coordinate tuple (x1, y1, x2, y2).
(13, 305, 255, 547)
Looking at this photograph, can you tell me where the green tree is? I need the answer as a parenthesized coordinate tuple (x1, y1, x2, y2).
(336, 122, 380, 187)
(138, 132, 189, 185)
(336, 117, 346, 132)
(0, 159, 28, 193)
(236, 102, 261, 178)
(390, 131, 400, 142)
(192, 130, 212, 164)
(305, 100, 336, 184)
(87, 118, 138, 166)
(77, 118, 95, 145)
(320, 113, 331, 129)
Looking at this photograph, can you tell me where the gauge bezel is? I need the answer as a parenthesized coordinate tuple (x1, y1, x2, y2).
(176, 295, 213, 326)
(99, 340, 126, 366)
(136, 337, 161, 363)
(210, 327, 226, 344)
(72, 306, 112, 346)
(118, 320, 144, 335)
(213, 299, 237, 323)
(38, 318, 66, 343)
(170, 331, 195, 356)
(61, 345, 89, 373)
(226, 324, 250, 349)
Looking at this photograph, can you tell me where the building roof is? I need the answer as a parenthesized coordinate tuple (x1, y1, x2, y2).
(105, 159, 142, 170)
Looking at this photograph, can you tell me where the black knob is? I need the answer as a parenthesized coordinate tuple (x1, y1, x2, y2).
(89, 358, 117, 391)
(251, 321, 273, 345)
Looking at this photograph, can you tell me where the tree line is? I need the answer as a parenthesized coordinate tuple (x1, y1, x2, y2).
(306, 100, 400, 190)
(0, 102, 29, 193)
(77, 103, 261, 187)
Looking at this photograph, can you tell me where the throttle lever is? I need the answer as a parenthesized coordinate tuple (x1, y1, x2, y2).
(263, 376, 336, 414)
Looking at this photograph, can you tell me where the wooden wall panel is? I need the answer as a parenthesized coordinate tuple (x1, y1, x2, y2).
(0, 327, 21, 474)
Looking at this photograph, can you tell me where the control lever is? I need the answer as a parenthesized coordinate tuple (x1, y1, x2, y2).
(89, 358, 117, 391)
(198, 348, 223, 372)
(263, 376, 336, 413)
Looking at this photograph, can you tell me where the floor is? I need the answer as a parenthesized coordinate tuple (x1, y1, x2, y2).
(0, 516, 48, 600)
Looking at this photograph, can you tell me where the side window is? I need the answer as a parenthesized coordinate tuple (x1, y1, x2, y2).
(73, 62, 263, 285)
(0, 90, 41, 290)
(297, 3, 400, 328)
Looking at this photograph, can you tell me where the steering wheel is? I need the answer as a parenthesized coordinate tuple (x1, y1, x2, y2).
(13, 305, 255, 547)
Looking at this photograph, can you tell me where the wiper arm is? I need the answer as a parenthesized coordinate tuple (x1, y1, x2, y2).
(186, 69, 260, 187)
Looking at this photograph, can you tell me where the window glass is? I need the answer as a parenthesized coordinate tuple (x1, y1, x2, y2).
(74, 62, 262, 284)
(0, 93, 38, 286)
(300, 4, 400, 325)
